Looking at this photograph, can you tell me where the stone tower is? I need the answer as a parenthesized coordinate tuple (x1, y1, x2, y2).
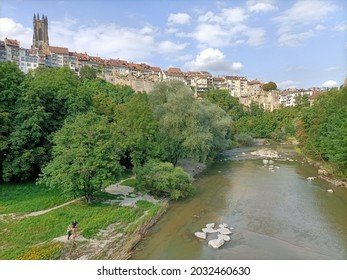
(32, 13, 49, 49)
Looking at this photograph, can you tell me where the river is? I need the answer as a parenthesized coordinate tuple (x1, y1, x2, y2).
(131, 145, 347, 260)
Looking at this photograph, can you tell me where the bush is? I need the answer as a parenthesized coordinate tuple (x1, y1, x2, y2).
(234, 133, 254, 146)
(135, 159, 194, 200)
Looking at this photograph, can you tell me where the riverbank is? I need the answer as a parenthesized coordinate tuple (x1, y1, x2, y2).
(294, 146, 347, 189)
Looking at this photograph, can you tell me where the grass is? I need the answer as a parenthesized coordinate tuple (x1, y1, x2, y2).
(0, 181, 72, 215)
(121, 178, 138, 187)
(0, 180, 163, 260)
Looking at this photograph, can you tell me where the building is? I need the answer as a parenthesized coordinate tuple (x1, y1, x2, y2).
(3, 38, 20, 65)
(45, 46, 70, 68)
(19, 48, 39, 73)
(225, 76, 248, 97)
(32, 14, 49, 50)
(279, 88, 315, 107)
(247, 80, 263, 96)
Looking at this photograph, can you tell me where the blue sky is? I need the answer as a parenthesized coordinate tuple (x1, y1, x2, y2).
(0, 0, 346, 89)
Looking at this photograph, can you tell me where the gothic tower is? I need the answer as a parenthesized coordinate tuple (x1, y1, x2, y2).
(32, 13, 49, 50)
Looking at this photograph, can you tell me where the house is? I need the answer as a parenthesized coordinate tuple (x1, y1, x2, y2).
(225, 76, 248, 97)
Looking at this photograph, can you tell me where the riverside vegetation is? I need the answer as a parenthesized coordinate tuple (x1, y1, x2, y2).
(0, 61, 346, 259)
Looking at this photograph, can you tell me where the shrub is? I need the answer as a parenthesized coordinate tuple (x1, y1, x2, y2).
(135, 159, 193, 200)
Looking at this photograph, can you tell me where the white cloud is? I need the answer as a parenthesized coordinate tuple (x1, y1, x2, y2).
(194, 23, 230, 47)
(334, 22, 347, 32)
(194, 6, 265, 48)
(157, 41, 188, 53)
(247, 0, 278, 13)
(315, 24, 326, 31)
(199, 8, 248, 25)
(325, 66, 339, 72)
(274, 0, 336, 47)
(185, 48, 243, 73)
(230, 62, 244, 72)
(321, 80, 338, 88)
(168, 13, 191, 26)
(0, 18, 32, 48)
(277, 80, 300, 89)
(278, 30, 314, 47)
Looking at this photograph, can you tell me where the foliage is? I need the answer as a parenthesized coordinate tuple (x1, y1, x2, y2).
(149, 81, 233, 165)
(135, 159, 194, 200)
(113, 94, 159, 168)
(234, 133, 254, 146)
(38, 111, 124, 203)
(2, 67, 89, 181)
(296, 88, 347, 177)
(203, 89, 246, 120)
(0, 62, 25, 178)
(79, 65, 97, 82)
(262, 81, 277, 91)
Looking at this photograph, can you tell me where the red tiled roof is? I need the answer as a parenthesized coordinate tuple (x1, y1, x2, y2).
(5, 38, 20, 47)
(49, 46, 69, 54)
(70, 52, 89, 61)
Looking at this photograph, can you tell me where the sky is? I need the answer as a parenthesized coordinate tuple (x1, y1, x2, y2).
(0, 0, 346, 89)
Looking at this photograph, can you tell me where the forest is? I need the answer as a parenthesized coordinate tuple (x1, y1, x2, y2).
(1, 61, 346, 203)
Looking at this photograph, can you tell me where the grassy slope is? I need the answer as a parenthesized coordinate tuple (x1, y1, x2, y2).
(0, 181, 162, 259)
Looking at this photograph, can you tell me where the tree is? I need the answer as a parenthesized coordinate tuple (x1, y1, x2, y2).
(262, 81, 277, 91)
(38, 111, 124, 203)
(113, 94, 159, 169)
(79, 65, 97, 82)
(135, 159, 193, 200)
(2, 67, 89, 181)
(149, 80, 233, 165)
(0, 62, 25, 179)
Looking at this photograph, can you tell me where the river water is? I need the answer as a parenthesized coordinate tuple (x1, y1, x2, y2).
(131, 146, 347, 260)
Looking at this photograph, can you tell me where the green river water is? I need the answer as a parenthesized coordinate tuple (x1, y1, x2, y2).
(131, 146, 347, 260)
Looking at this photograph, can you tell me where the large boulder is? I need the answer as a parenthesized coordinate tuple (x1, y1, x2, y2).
(194, 232, 207, 239)
(206, 223, 215, 228)
(208, 238, 225, 249)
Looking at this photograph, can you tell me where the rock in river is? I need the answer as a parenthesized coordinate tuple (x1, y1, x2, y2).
(202, 227, 218, 233)
(206, 223, 215, 228)
(217, 227, 232, 235)
(208, 238, 225, 249)
(218, 234, 231, 241)
(194, 232, 207, 239)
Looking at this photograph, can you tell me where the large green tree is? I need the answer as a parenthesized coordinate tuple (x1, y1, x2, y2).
(149, 80, 233, 165)
(0, 62, 25, 178)
(2, 67, 89, 181)
(38, 111, 124, 203)
(113, 94, 159, 169)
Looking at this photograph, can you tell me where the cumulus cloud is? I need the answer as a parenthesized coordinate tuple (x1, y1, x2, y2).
(194, 7, 265, 48)
(168, 13, 191, 25)
(247, 0, 278, 13)
(0, 18, 32, 47)
(321, 80, 338, 88)
(274, 0, 336, 47)
(185, 48, 243, 73)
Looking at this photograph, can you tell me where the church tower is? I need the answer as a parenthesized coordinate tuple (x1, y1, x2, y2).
(32, 13, 49, 50)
